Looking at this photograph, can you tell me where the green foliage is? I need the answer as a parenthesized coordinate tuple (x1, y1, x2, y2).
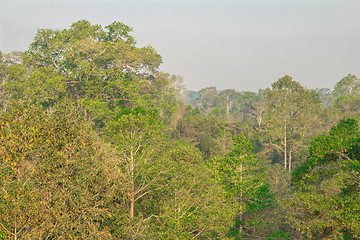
(0, 51, 24, 111)
(332, 94, 360, 121)
(187, 87, 260, 124)
(174, 107, 229, 159)
(0, 52, 8, 111)
(289, 118, 360, 239)
(100, 105, 173, 238)
(0, 233, 6, 240)
(151, 141, 234, 239)
(210, 133, 257, 197)
(266, 230, 292, 240)
(333, 74, 360, 97)
(209, 133, 274, 239)
(0, 101, 111, 239)
(262, 75, 322, 171)
(4, 20, 177, 128)
(4, 18, 360, 239)
(169, 141, 203, 164)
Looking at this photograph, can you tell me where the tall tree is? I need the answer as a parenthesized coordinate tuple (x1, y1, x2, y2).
(0, 101, 111, 239)
(5, 20, 166, 126)
(0, 51, 23, 112)
(209, 133, 273, 238)
(104, 107, 164, 219)
(0, 51, 7, 112)
(101, 107, 176, 239)
(217, 89, 241, 122)
(333, 74, 360, 97)
(262, 76, 321, 172)
(314, 88, 335, 107)
(196, 87, 218, 115)
(151, 142, 235, 239)
(289, 118, 360, 239)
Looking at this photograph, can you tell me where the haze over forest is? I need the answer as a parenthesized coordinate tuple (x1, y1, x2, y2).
(1, 1, 360, 239)
(1, 0, 360, 91)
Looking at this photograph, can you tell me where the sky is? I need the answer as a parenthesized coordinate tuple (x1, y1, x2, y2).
(1, 0, 359, 92)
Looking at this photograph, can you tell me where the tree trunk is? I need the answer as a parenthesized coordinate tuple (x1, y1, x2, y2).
(130, 195, 134, 218)
(239, 164, 243, 238)
(14, 217, 17, 240)
(226, 102, 230, 122)
(256, 107, 263, 129)
(289, 150, 292, 173)
(284, 121, 287, 170)
(130, 150, 135, 218)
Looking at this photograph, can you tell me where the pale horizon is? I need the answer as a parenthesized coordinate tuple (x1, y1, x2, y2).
(1, 0, 359, 92)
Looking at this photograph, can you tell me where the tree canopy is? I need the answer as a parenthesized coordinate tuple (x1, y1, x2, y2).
(1, 19, 359, 239)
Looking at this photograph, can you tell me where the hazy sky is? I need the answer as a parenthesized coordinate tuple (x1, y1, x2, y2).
(1, 0, 359, 91)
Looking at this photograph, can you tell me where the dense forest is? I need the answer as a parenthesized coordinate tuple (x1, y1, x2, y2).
(0, 20, 359, 239)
